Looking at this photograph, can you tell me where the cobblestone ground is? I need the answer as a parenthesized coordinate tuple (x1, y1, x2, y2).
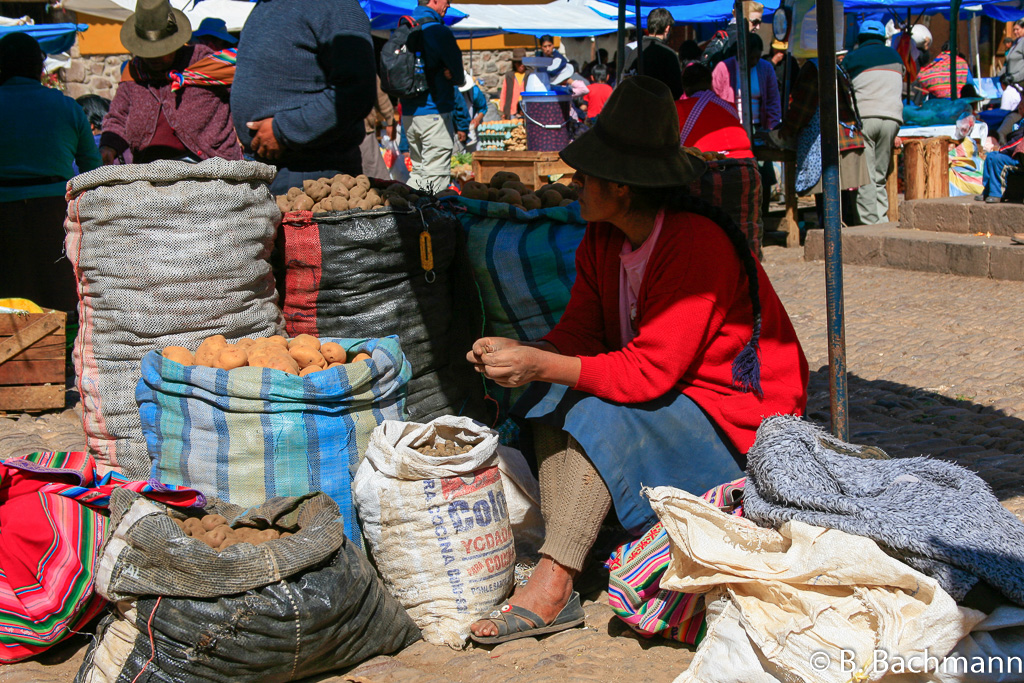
(3, 245, 1024, 683)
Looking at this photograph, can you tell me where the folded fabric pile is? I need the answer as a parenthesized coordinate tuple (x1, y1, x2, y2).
(743, 415, 1024, 605)
(0, 451, 203, 663)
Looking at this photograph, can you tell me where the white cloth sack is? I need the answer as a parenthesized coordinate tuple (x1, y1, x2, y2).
(65, 159, 284, 478)
(354, 416, 516, 647)
(642, 487, 981, 683)
(496, 444, 544, 561)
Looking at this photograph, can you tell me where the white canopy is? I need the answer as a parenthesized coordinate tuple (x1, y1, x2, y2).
(64, 0, 254, 32)
(449, 0, 628, 37)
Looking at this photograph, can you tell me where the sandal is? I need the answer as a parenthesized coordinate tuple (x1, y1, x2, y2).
(470, 591, 585, 645)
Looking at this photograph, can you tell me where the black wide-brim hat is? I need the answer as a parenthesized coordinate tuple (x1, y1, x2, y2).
(560, 75, 707, 188)
(121, 0, 192, 58)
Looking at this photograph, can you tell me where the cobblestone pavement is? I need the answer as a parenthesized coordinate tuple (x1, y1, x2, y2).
(3, 245, 1024, 683)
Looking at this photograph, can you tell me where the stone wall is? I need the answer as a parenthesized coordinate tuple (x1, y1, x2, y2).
(462, 49, 512, 96)
(63, 45, 127, 100)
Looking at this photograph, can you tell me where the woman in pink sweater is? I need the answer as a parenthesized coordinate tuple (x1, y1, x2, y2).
(467, 76, 808, 645)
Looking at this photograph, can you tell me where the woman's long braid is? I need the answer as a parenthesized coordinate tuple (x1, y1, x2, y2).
(671, 193, 764, 397)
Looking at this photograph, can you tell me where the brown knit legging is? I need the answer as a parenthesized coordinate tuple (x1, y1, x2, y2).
(534, 424, 612, 572)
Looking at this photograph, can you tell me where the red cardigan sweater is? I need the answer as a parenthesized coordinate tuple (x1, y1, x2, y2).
(542, 211, 809, 454)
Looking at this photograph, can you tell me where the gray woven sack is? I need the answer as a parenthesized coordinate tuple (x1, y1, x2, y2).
(95, 488, 346, 602)
(66, 159, 285, 479)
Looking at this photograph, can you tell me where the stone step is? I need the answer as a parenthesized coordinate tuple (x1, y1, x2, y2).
(899, 196, 1023, 237)
(803, 223, 1024, 281)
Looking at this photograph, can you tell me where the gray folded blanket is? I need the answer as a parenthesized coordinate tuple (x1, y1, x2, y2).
(743, 415, 1024, 605)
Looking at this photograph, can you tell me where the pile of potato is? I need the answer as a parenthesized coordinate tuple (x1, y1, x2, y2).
(161, 334, 372, 377)
(172, 513, 292, 552)
(415, 441, 474, 457)
(275, 174, 421, 213)
(459, 172, 577, 210)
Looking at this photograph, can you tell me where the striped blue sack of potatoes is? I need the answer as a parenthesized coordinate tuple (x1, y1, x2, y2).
(136, 336, 411, 543)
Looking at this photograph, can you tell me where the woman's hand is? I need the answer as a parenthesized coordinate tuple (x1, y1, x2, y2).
(476, 345, 546, 388)
(466, 337, 522, 369)
(99, 146, 117, 165)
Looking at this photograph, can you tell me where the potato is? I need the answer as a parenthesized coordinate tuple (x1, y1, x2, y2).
(386, 195, 409, 210)
(320, 342, 346, 364)
(349, 352, 372, 364)
(259, 356, 299, 375)
(218, 539, 240, 551)
(195, 335, 228, 367)
(288, 334, 320, 350)
(436, 189, 458, 199)
(327, 362, 344, 369)
(162, 346, 194, 366)
(204, 527, 228, 548)
(501, 181, 529, 195)
(268, 335, 289, 348)
(247, 346, 289, 367)
(293, 194, 314, 211)
(541, 189, 564, 208)
(258, 529, 280, 543)
(183, 517, 203, 536)
(311, 202, 324, 212)
(521, 193, 542, 211)
(355, 174, 372, 189)
(286, 187, 303, 200)
(236, 338, 256, 350)
(407, 193, 421, 203)
(489, 171, 520, 189)
(349, 184, 367, 201)
(215, 345, 248, 370)
(201, 514, 227, 531)
(559, 198, 575, 207)
(339, 174, 357, 189)
(290, 345, 325, 369)
(299, 365, 320, 377)
(329, 183, 350, 198)
(486, 187, 501, 202)
(275, 196, 290, 213)
(498, 189, 523, 206)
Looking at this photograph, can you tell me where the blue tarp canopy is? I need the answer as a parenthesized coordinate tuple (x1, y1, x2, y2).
(361, 0, 466, 29)
(980, 2, 1024, 20)
(590, 0, 777, 25)
(449, 1, 623, 37)
(0, 23, 86, 54)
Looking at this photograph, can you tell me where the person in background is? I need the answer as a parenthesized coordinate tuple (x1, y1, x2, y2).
(712, 32, 780, 132)
(623, 8, 683, 100)
(400, 0, 464, 194)
(76, 94, 109, 144)
(536, 35, 570, 84)
(948, 107, 983, 197)
(676, 63, 752, 158)
(843, 19, 904, 225)
(768, 39, 798, 95)
(466, 77, 807, 644)
(0, 32, 100, 313)
(916, 46, 972, 100)
(457, 71, 487, 152)
(701, 0, 762, 67)
(102, 0, 241, 166)
(501, 48, 531, 119)
(362, 76, 394, 179)
(231, 0, 375, 193)
(580, 46, 609, 81)
(1001, 20, 1024, 88)
(677, 39, 702, 69)
(581, 64, 612, 122)
(977, 96, 1024, 203)
(190, 17, 237, 52)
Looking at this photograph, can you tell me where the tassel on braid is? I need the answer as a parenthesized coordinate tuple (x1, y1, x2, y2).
(630, 186, 764, 397)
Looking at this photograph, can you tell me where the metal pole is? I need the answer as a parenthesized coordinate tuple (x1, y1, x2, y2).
(635, 0, 644, 75)
(816, 0, 848, 441)
(617, 0, 626, 87)
(970, 13, 980, 86)
(951, 0, 961, 98)
(734, 0, 753, 140)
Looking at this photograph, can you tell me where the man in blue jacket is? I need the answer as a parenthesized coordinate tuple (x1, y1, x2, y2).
(401, 0, 464, 193)
(231, 0, 377, 193)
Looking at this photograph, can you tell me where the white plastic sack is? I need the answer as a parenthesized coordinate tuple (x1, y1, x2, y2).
(645, 487, 980, 683)
(354, 416, 516, 647)
(65, 159, 284, 478)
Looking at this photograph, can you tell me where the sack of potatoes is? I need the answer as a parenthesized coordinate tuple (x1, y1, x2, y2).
(275, 175, 422, 214)
(457, 172, 578, 210)
(161, 334, 375, 378)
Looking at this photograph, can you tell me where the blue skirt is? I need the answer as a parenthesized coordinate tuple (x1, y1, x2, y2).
(514, 383, 745, 535)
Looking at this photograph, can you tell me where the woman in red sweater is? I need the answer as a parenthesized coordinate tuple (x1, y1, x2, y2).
(468, 77, 808, 644)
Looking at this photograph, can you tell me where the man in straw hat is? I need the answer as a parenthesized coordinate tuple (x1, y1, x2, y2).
(100, 0, 241, 164)
(500, 48, 531, 119)
(467, 76, 808, 645)
(231, 0, 376, 193)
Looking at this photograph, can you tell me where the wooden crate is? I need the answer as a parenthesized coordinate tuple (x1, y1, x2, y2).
(0, 310, 66, 412)
(471, 150, 575, 189)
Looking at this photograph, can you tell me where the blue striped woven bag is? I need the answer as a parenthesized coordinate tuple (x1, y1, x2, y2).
(136, 336, 411, 543)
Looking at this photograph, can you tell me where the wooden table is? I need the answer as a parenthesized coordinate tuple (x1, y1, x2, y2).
(472, 150, 574, 189)
(754, 147, 800, 247)
(885, 136, 951, 223)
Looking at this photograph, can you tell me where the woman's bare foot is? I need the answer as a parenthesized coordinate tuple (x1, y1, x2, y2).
(470, 557, 575, 638)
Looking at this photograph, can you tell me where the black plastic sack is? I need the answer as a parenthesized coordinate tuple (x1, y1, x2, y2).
(75, 539, 420, 683)
(280, 200, 482, 423)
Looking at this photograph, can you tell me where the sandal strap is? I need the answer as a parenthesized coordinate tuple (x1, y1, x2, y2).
(488, 604, 546, 636)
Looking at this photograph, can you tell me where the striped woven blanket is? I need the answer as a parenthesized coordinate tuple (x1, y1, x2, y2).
(0, 451, 202, 663)
(605, 478, 745, 644)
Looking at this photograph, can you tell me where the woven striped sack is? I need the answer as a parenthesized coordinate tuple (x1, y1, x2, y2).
(605, 478, 746, 644)
(0, 451, 202, 663)
(136, 336, 410, 543)
(454, 197, 586, 425)
(687, 158, 762, 259)
(66, 159, 284, 479)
